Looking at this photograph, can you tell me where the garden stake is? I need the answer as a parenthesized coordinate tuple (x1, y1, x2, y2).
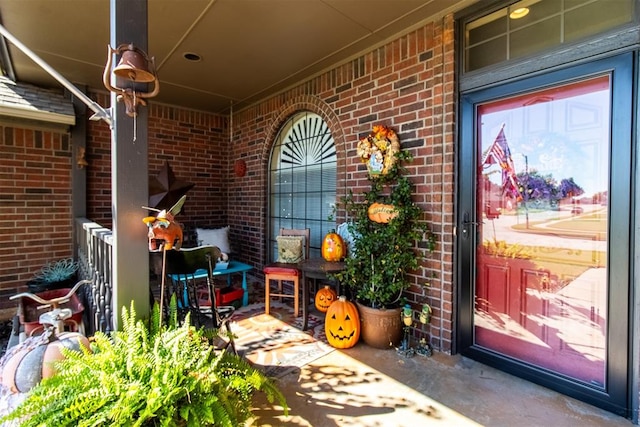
(159, 244, 167, 326)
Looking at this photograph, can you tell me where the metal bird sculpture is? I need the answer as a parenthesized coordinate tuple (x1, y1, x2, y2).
(142, 195, 186, 251)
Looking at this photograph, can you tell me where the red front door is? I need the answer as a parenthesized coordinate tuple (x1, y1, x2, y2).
(458, 53, 632, 416)
(475, 75, 609, 385)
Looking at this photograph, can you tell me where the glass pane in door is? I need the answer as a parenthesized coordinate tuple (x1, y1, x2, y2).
(475, 75, 610, 387)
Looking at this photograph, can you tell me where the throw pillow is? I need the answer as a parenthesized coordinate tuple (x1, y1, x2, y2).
(276, 235, 305, 263)
(197, 226, 231, 253)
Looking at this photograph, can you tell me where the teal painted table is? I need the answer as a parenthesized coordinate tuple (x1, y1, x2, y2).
(171, 260, 253, 306)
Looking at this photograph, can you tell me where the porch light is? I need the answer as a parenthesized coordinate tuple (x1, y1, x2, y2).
(509, 7, 529, 19)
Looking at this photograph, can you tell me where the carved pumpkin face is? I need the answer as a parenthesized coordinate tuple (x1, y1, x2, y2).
(315, 285, 337, 313)
(324, 296, 360, 349)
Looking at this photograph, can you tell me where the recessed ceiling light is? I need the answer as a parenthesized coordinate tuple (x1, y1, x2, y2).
(183, 52, 202, 62)
(509, 7, 529, 19)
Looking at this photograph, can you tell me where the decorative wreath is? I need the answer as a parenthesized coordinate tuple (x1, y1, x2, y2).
(356, 125, 400, 177)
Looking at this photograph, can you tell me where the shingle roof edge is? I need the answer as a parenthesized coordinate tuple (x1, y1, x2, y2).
(0, 76, 75, 125)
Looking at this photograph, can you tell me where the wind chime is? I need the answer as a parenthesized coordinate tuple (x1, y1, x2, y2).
(103, 43, 159, 140)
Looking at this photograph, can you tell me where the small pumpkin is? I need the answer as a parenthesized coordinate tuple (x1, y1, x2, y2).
(324, 296, 360, 349)
(0, 329, 91, 393)
(367, 202, 398, 223)
(315, 285, 337, 313)
(321, 231, 345, 262)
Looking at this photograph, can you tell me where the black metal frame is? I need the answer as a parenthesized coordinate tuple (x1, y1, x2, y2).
(456, 52, 635, 417)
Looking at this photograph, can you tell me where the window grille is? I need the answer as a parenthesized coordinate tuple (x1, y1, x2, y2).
(463, 0, 634, 73)
(268, 112, 337, 261)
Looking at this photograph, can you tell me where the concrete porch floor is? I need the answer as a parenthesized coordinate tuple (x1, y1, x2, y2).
(250, 342, 634, 426)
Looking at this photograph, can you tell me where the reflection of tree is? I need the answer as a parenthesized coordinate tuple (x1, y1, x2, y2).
(517, 169, 584, 206)
(558, 177, 584, 199)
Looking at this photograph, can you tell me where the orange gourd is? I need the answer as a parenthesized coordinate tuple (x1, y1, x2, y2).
(324, 296, 360, 349)
(321, 231, 345, 261)
(367, 202, 398, 223)
(315, 285, 338, 313)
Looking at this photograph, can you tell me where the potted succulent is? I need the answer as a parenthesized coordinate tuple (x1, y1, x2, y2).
(333, 125, 435, 349)
(26, 258, 79, 293)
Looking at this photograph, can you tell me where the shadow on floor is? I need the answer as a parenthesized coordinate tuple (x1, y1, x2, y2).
(250, 344, 634, 426)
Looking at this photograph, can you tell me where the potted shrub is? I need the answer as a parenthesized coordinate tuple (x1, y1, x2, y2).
(333, 125, 435, 349)
(0, 298, 288, 426)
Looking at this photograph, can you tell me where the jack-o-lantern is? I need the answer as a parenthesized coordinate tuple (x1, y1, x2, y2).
(321, 232, 345, 261)
(324, 296, 360, 349)
(315, 285, 337, 313)
(1, 329, 91, 393)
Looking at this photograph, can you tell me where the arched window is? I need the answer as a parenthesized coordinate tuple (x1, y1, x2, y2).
(268, 112, 336, 261)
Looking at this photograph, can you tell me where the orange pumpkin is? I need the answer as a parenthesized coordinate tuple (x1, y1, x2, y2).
(1, 330, 91, 393)
(321, 231, 345, 261)
(315, 285, 338, 313)
(367, 202, 398, 223)
(325, 296, 360, 349)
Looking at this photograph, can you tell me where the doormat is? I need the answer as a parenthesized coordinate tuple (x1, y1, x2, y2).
(228, 302, 333, 378)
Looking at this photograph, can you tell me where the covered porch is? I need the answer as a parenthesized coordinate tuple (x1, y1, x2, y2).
(0, 0, 638, 423)
(51, 220, 627, 426)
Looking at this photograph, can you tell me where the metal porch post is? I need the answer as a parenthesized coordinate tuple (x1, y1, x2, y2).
(110, 0, 150, 328)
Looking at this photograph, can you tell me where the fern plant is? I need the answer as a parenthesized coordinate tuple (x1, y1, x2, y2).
(1, 297, 287, 426)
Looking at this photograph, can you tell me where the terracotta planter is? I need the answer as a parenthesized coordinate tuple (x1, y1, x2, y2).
(356, 302, 403, 349)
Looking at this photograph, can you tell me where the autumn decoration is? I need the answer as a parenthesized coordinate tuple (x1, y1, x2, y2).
(321, 231, 345, 261)
(356, 124, 400, 177)
(1, 328, 90, 393)
(315, 285, 338, 313)
(324, 296, 360, 349)
(367, 202, 398, 224)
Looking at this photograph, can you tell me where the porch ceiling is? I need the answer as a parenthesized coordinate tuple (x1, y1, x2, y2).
(0, 0, 476, 115)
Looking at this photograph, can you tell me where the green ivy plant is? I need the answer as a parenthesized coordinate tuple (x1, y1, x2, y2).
(333, 149, 435, 309)
(1, 297, 287, 427)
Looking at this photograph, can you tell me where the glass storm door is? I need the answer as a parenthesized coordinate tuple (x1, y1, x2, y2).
(458, 54, 632, 416)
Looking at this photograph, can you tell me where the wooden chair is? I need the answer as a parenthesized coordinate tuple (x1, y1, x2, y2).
(263, 228, 310, 317)
(164, 245, 236, 353)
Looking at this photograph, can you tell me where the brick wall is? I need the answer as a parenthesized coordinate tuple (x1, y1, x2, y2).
(228, 15, 456, 352)
(0, 124, 74, 316)
(5, 14, 456, 351)
(86, 92, 229, 233)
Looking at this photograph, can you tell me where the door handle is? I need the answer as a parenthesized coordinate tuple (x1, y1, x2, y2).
(461, 212, 482, 239)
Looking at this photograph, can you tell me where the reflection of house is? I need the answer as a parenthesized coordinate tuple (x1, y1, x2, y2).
(0, 0, 638, 422)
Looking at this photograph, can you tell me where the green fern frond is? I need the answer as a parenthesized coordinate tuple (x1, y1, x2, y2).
(0, 300, 287, 426)
(167, 293, 179, 328)
(148, 299, 161, 337)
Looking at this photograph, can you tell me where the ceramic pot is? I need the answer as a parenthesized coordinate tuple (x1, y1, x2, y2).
(356, 302, 403, 349)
